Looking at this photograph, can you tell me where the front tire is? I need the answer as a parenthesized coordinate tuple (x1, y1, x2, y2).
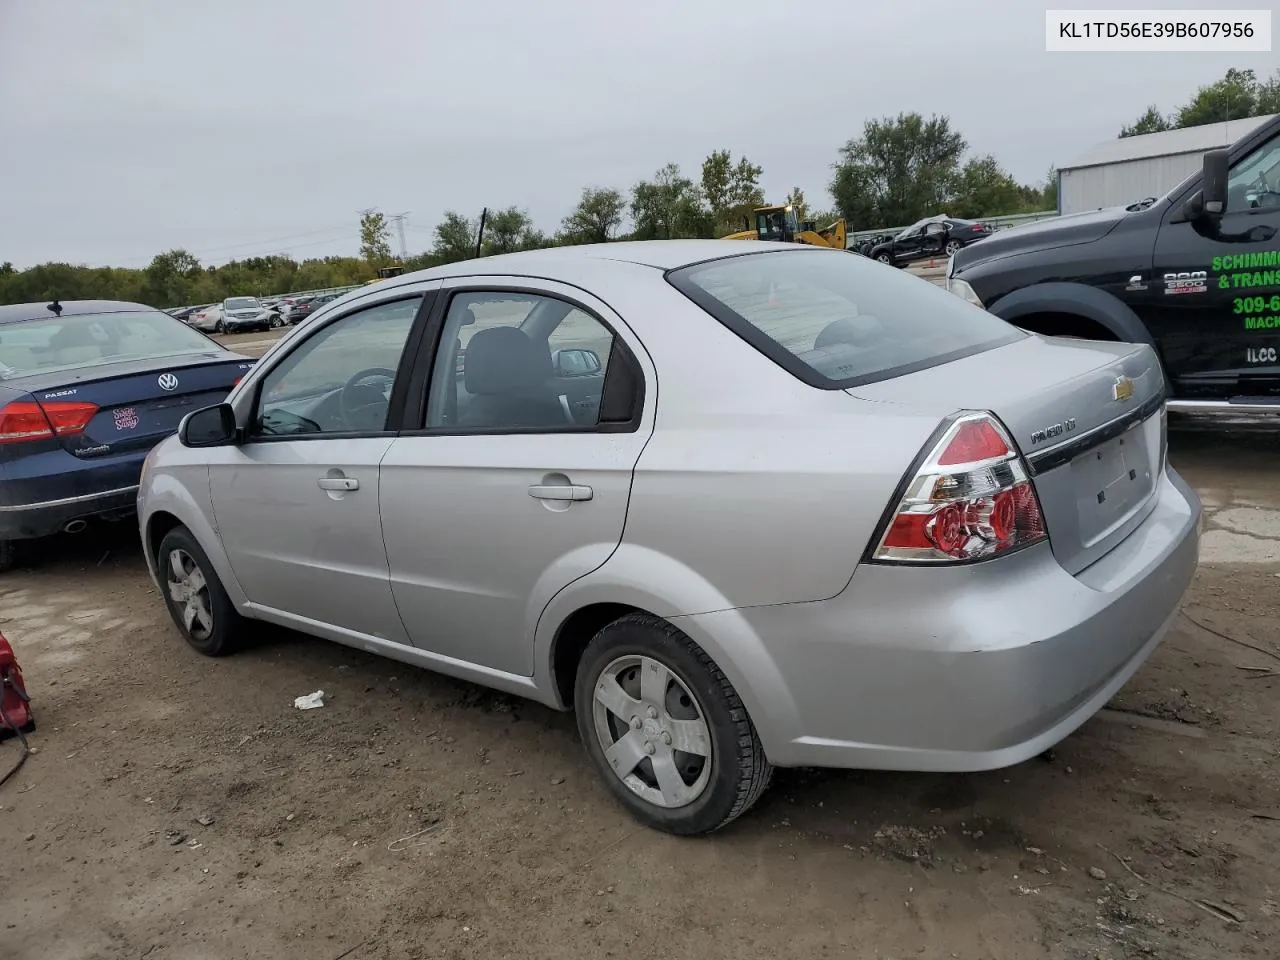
(214, 320, 225, 334)
(876, 253, 891, 264)
(574, 613, 772, 836)
(157, 526, 244, 657)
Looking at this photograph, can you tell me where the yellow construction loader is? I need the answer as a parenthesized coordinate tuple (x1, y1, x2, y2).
(721, 204, 848, 250)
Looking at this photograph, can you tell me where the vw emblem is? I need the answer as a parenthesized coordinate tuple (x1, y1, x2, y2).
(157, 373, 180, 392)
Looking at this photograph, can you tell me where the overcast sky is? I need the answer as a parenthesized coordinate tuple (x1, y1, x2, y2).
(0, 0, 1274, 268)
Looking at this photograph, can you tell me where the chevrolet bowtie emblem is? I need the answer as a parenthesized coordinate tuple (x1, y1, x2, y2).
(1112, 376, 1134, 402)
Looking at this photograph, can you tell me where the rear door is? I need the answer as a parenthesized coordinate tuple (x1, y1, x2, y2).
(1151, 124, 1280, 397)
(378, 278, 653, 677)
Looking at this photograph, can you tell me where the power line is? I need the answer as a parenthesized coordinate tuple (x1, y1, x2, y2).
(203, 233, 362, 266)
(115, 222, 356, 265)
(388, 212, 410, 260)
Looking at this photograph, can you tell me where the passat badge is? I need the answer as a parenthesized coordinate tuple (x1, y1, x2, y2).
(1112, 376, 1134, 402)
(157, 373, 179, 391)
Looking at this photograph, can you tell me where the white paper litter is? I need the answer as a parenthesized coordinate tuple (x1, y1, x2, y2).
(293, 690, 326, 710)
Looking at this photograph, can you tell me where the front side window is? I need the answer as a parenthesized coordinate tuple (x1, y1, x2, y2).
(0, 311, 220, 380)
(251, 296, 421, 437)
(669, 249, 1022, 388)
(424, 292, 617, 431)
(1227, 134, 1280, 212)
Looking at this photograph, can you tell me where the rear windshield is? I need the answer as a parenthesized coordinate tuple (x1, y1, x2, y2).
(667, 249, 1022, 388)
(0, 311, 218, 380)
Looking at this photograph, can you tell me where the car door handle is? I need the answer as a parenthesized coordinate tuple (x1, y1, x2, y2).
(528, 483, 592, 502)
(317, 477, 359, 491)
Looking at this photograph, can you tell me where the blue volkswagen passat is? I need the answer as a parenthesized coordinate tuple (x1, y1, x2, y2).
(0, 299, 253, 569)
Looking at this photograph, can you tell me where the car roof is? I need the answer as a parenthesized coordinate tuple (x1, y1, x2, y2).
(393, 239, 814, 284)
(0, 299, 157, 325)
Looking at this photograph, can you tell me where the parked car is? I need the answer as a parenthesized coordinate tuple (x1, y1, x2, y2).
(138, 241, 1200, 835)
(166, 304, 211, 324)
(217, 297, 278, 334)
(281, 296, 317, 325)
(867, 216, 991, 266)
(0, 299, 253, 570)
(947, 112, 1280, 417)
(285, 293, 341, 325)
(188, 304, 231, 333)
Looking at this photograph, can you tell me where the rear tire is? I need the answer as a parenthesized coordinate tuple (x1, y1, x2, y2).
(945, 240, 962, 256)
(214, 320, 224, 334)
(156, 526, 244, 657)
(574, 613, 772, 836)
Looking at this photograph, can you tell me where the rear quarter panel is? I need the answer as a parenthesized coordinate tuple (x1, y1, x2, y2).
(564, 282, 943, 615)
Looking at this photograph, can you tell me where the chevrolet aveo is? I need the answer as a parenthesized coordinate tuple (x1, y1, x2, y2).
(138, 240, 1201, 835)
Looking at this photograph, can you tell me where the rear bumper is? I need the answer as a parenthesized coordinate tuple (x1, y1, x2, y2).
(689, 467, 1201, 771)
(1167, 398, 1280, 415)
(0, 483, 140, 539)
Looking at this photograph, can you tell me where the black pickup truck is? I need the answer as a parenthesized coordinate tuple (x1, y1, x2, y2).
(946, 113, 1280, 415)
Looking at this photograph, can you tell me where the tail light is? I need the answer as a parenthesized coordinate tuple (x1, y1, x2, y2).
(0, 400, 99, 445)
(869, 412, 1047, 564)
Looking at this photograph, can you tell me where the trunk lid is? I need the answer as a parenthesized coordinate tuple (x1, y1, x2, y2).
(24, 353, 254, 457)
(847, 335, 1166, 575)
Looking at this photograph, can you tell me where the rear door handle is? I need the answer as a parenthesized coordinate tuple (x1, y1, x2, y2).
(528, 483, 592, 502)
(317, 477, 359, 491)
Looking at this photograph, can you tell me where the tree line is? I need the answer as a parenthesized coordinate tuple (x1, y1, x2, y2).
(1, 120, 1050, 311)
(4, 65, 1274, 310)
(1119, 67, 1279, 137)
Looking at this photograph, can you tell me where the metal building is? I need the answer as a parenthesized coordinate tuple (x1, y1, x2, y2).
(1056, 113, 1276, 215)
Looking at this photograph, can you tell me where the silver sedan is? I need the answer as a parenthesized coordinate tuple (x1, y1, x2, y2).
(137, 240, 1201, 835)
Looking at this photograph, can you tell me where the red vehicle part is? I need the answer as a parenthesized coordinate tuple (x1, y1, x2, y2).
(0, 630, 33, 739)
(0, 630, 33, 787)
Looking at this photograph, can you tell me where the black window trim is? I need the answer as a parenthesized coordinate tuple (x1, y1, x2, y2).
(1166, 121, 1280, 218)
(398, 283, 646, 438)
(239, 289, 435, 445)
(664, 247, 1023, 390)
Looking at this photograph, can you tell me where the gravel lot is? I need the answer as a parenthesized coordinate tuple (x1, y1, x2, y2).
(2, 319, 1278, 960)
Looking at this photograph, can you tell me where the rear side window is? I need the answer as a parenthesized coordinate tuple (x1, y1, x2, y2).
(668, 250, 1022, 388)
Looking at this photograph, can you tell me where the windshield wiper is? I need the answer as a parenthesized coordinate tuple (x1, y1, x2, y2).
(1125, 196, 1159, 212)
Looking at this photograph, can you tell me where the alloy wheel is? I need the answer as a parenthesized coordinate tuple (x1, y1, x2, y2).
(591, 655, 712, 809)
(166, 548, 214, 642)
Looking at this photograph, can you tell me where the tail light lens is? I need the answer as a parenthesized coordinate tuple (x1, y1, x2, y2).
(0, 400, 99, 445)
(870, 412, 1048, 564)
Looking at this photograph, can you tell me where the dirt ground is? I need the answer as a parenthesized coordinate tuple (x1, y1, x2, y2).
(2, 332, 1279, 958)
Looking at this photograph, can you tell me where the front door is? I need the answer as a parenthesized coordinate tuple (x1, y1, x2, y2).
(1151, 128, 1280, 396)
(207, 292, 426, 643)
(892, 226, 924, 264)
(379, 280, 653, 677)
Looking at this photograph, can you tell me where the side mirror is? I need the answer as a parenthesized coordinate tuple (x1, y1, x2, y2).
(552, 348, 601, 377)
(179, 403, 237, 447)
(1201, 148, 1229, 215)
